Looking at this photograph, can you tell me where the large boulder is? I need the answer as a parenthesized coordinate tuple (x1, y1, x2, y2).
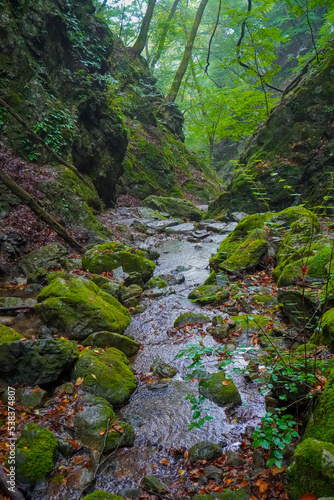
(73, 394, 135, 452)
(199, 372, 242, 407)
(277, 287, 319, 329)
(287, 438, 334, 499)
(35, 277, 131, 340)
(72, 347, 137, 407)
(82, 331, 140, 357)
(82, 242, 155, 285)
(142, 195, 202, 221)
(18, 243, 67, 275)
(188, 285, 229, 306)
(174, 312, 210, 328)
(14, 423, 58, 489)
(0, 338, 78, 385)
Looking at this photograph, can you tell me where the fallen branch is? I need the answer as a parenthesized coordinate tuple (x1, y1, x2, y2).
(0, 306, 35, 313)
(0, 464, 25, 500)
(0, 97, 93, 190)
(0, 168, 86, 254)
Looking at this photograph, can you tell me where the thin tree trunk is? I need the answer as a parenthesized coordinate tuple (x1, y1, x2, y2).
(0, 169, 86, 254)
(131, 0, 156, 56)
(150, 0, 181, 68)
(167, 0, 209, 103)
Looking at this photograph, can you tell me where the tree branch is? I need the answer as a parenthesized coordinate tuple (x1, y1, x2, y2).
(205, 0, 222, 73)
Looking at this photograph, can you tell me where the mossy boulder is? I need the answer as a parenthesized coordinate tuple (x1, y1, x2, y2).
(82, 242, 155, 285)
(174, 312, 210, 328)
(305, 365, 334, 443)
(199, 372, 242, 407)
(188, 441, 222, 461)
(82, 491, 123, 500)
(142, 474, 168, 494)
(90, 275, 123, 300)
(16, 386, 47, 409)
(35, 277, 131, 340)
(0, 324, 23, 345)
(142, 196, 202, 221)
(287, 438, 334, 499)
(18, 243, 67, 275)
(311, 308, 334, 350)
(277, 287, 319, 329)
(0, 338, 78, 385)
(144, 277, 168, 289)
(14, 423, 58, 489)
(73, 394, 135, 453)
(188, 285, 229, 306)
(72, 348, 137, 407)
(82, 331, 140, 357)
(191, 491, 249, 500)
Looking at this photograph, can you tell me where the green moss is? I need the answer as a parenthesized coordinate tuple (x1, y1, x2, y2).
(72, 347, 137, 406)
(191, 491, 249, 500)
(0, 325, 23, 345)
(82, 242, 155, 285)
(278, 287, 319, 329)
(14, 423, 57, 487)
(305, 365, 334, 443)
(144, 277, 167, 289)
(188, 285, 229, 306)
(142, 195, 202, 221)
(82, 491, 123, 500)
(82, 331, 140, 357)
(253, 293, 275, 304)
(199, 372, 242, 407)
(231, 314, 270, 330)
(287, 438, 334, 499)
(203, 271, 216, 285)
(311, 307, 334, 350)
(35, 277, 130, 340)
(174, 313, 210, 327)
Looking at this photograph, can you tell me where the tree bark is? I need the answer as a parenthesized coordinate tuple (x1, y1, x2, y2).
(0, 169, 86, 254)
(131, 0, 156, 56)
(167, 0, 209, 103)
(150, 0, 181, 68)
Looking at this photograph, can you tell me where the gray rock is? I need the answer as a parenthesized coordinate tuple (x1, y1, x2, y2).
(174, 312, 210, 328)
(206, 222, 229, 233)
(188, 441, 222, 461)
(230, 212, 248, 222)
(142, 474, 169, 494)
(203, 465, 223, 481)
(159, 272, 185, 285)
(16, 386, 47, 409)
(19, 243, 67, 275)
(118, 487, 141, 499)
(165, 223, 195, 235)
(151, 356, 177, 378)
(210, 323, 230, 339)
(147, 220, 179, 233)
(137, 207, 165, 220)
(226, 450, 245, 467)
(56, 382, 75, 395)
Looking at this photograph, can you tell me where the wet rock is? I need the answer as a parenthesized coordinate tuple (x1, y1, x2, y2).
(90, 275, 123, 300)
(72, 347, 137, 406)
(124, 413, 145, 429)
(265, 394, 279, 411)
(244, 425, 255, 439)
(56, 382, 75, 395)
(148, 382, 169, 390)
(250, 449, 263, 476)
(192, 230, 210, 239)
(0, 296, 37, 307)
(166, 223, 195, 235)
(142, 474, 169, 494)
(132, 233, 146, 242)
(191, 491, 249, 500)
(151, 356, 178, 378)
(130, 220, 149, 233)
(174, 312, 210, 328)
(17, 386, 47, 409)
(144, 277, 168, 290)
(117, 487, 141, 499)
(210, 323, 230, 339)
(137, 207, 166, 220)
(142, 196, 202, 221)
(159, 271, 185, 285)
(121, 284, 143, 302)
(199, 372, 242, 407)
(18, 243, 67, 275)
(188, 285, 229, 306)
(230, 212, 247, 223)
(36, 277, 131, 340)
(73, 394, 135, 453)
(57, 431, 78, 457)
(226, 450, 245, 467)
(83, 331, 140, 357)
(0, 316, 15, 326)
(0, 338, 78, 385)
(188, 441, 222, 461)
(205, 222, 229, 233)
(0, 324, 23, 345)
(13, 423, 58, 489)
(82, 242, 155, 286)
(203, 465, 223, 481)
(146, 219, 180, 233)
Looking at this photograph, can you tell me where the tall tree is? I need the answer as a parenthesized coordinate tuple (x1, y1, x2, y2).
(150, 0, 182, 68)
(131, 0, 157, 56)
(167, 0, 210, 102)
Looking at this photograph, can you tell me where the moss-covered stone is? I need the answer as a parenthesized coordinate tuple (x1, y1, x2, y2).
(18, 243, 67, 275)
(144, 277, 168, 289)
(142, 474, 168, 494)
(174, 313, 210, 327)
(188, 441, 222, 461)
(72, 347, 137, 406)
(0, 338, 78, 385)
(14, 423, 58, 488)
(230, 314, 271, 331)
(35, 277, 130, 340)
(82, 491, 123, 500)
(305, 365, 334, 443)
(188, 285, 229, 306)
(287, 438, 334, 499)
(277, 287, 319, 329)
(204, 271, 217, 285)
(82, 331, 140, 357)
(311, 307, 334, 350)
(16, 386, 47, 409)
(0, 324, 23, 345)
(142, 196, 202, 221)
(90, 275, 123, 300)
(82, 242, 155, 285)
(191, 490, 249, 500)
(74, 394, 135, 452)
(199, 372, 242, 407)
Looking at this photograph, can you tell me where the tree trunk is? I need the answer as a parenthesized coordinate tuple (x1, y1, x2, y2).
(167, 0, 209, 103)
(0, 169, 86, 254)
(131, 0, 156, 56)
(150, 0, 181, 68)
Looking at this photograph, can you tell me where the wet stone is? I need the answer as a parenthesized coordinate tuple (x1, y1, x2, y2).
(151, 356, 178, 378)
(188, 441, 222, 461)
(117, 487, 141, 499)
(226, 450, 246, 467)
(142, 474, 168, 494)
(203, 465, 223, 481)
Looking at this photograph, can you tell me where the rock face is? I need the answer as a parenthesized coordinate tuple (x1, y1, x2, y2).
(207, 48, 334, 216)
(14, 423, 58, 489)
(35, 277, 131, 339)
(72, 347, 137, 406)
(0, 0, 221, 206)
(18, 243, 68, 275)
(0, 338, 78, 385)
(82, 242, 155, 285)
